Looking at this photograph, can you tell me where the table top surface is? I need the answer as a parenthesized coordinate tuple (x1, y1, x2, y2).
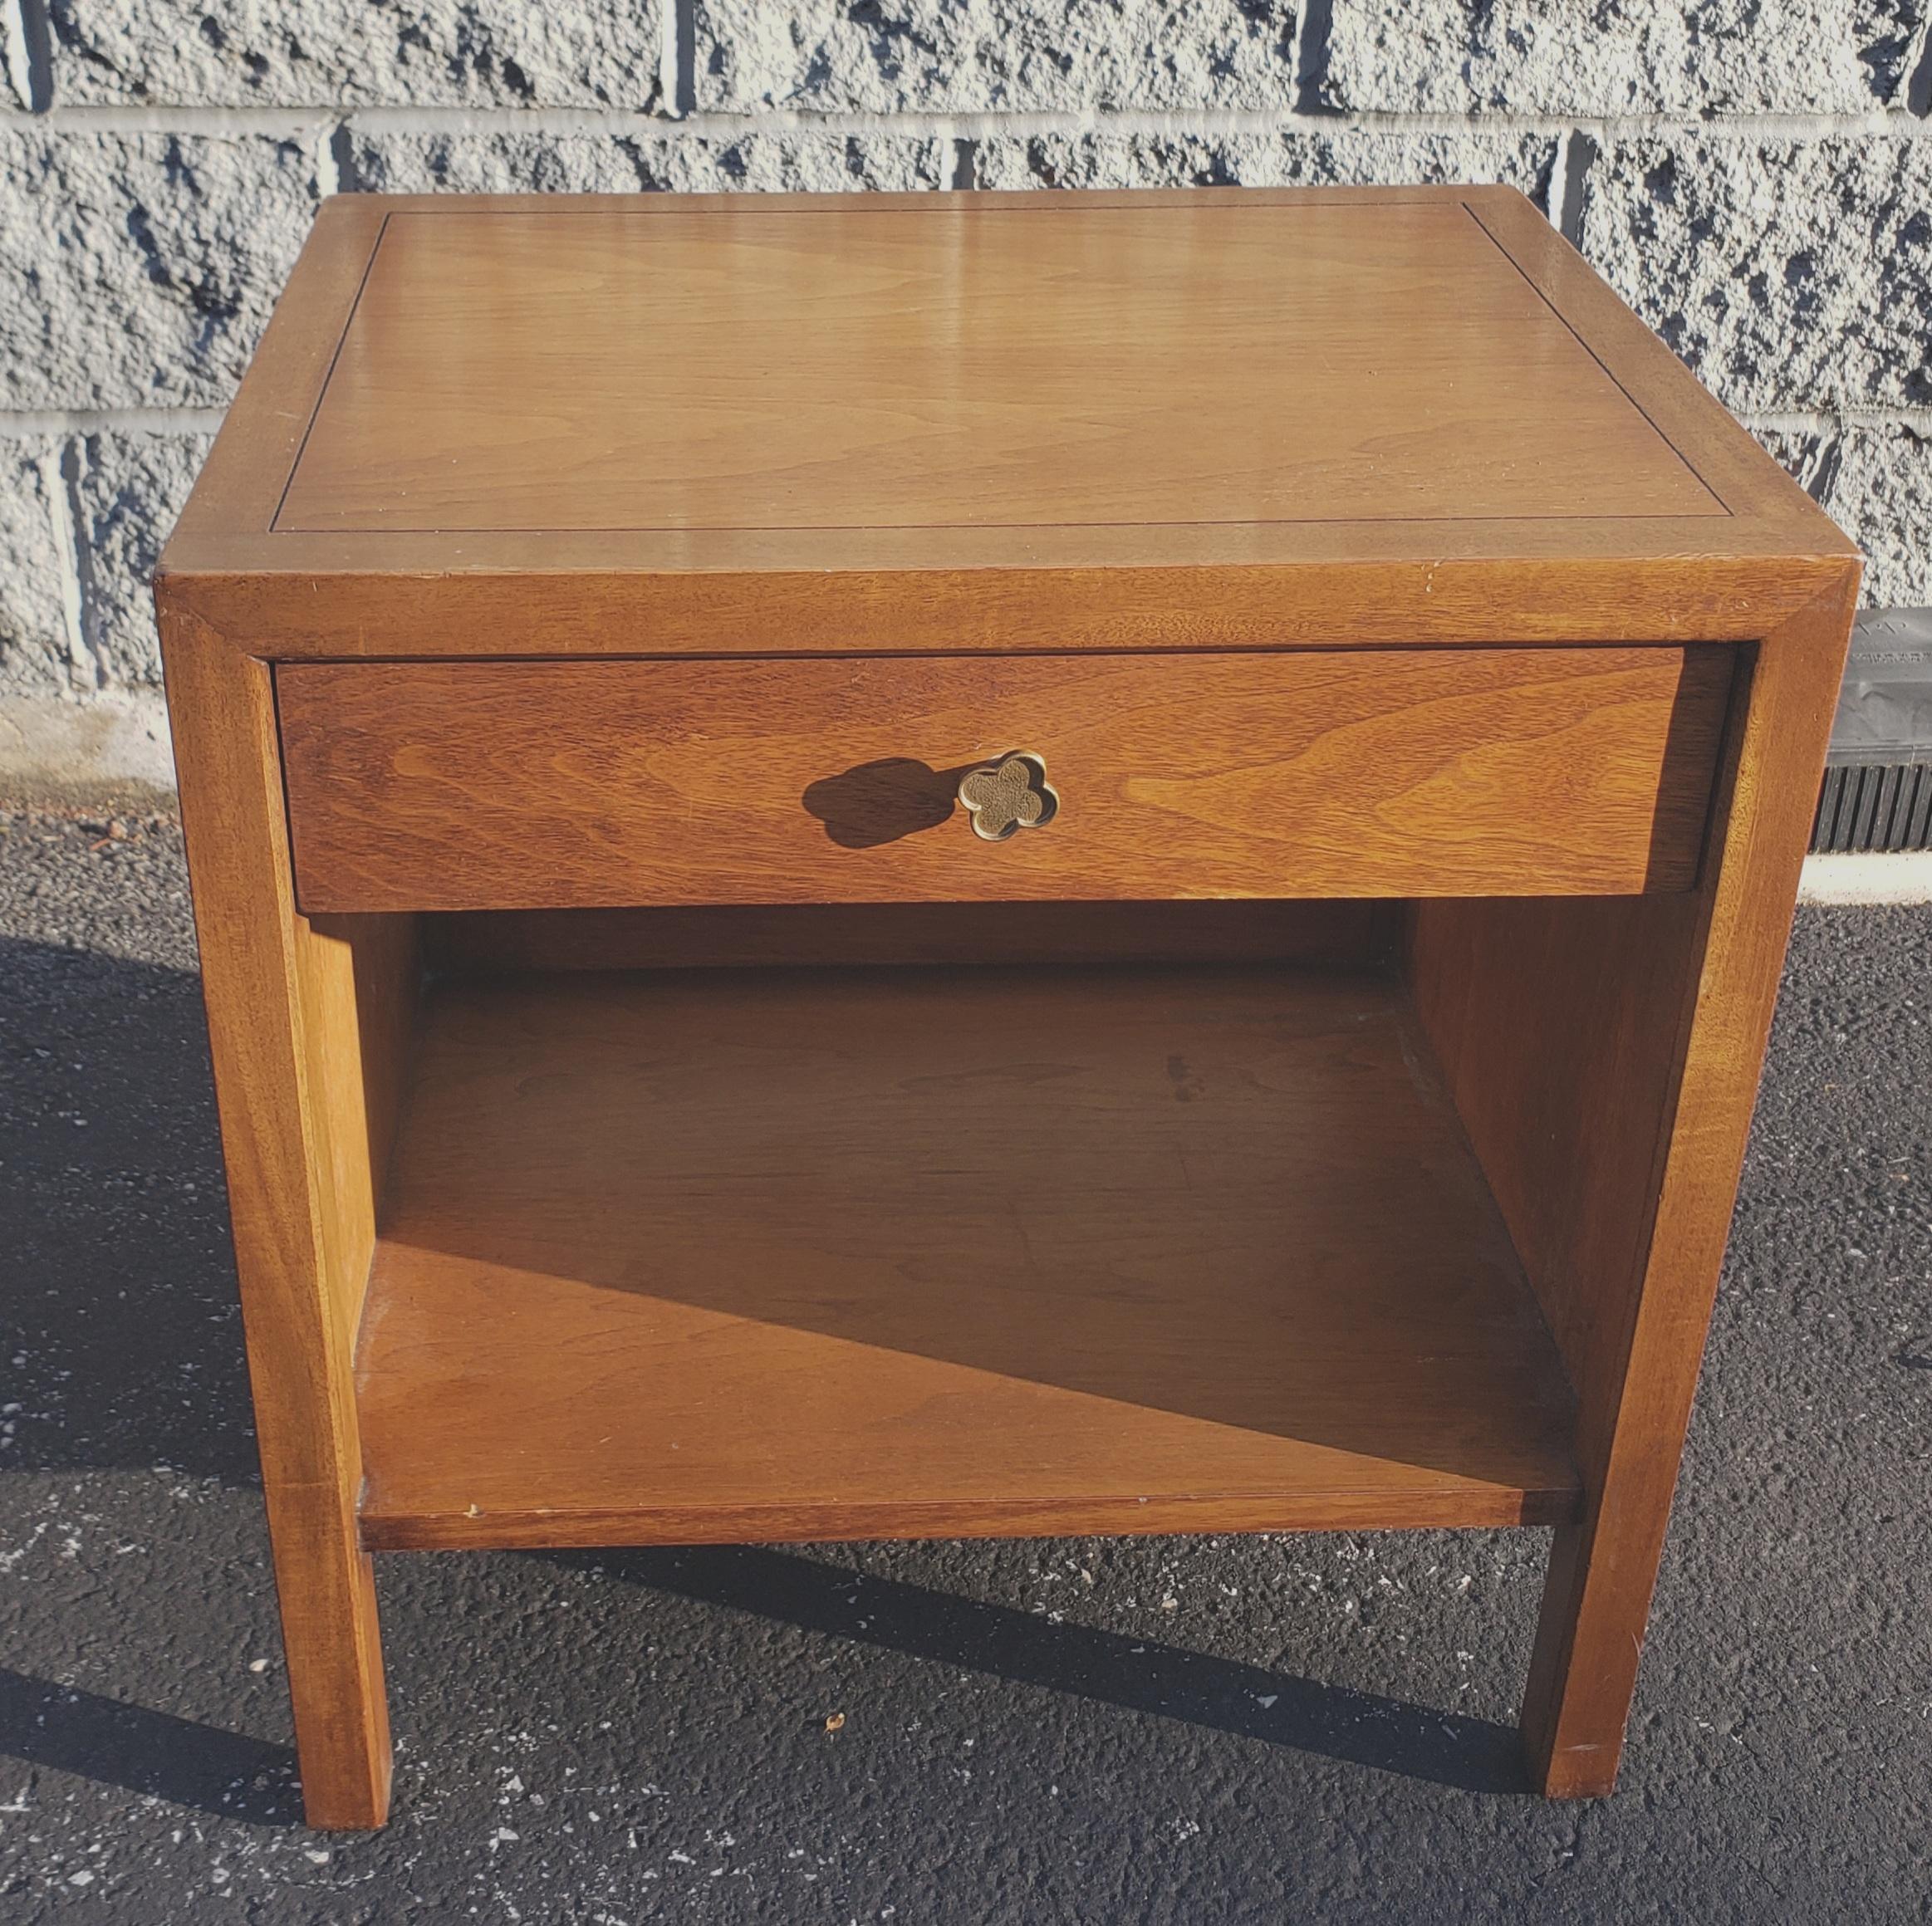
(159, 189, 1855, 657)
(285, 197, 1714, 536)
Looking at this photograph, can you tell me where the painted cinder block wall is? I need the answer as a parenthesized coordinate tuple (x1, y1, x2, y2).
(2, 2, 1928, 796)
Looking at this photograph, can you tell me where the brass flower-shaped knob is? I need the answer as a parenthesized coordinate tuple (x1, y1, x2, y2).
(958, 752, 1058, 842)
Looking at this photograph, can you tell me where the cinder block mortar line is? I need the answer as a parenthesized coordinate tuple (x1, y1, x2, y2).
(669, 0, 695, 119)
(54, 440, 110, 689)
(1774, 426, 1844, 503)
(1288, 0, 1336, 118)
(1905, 17, 1932, 117)
(1550, 130, 1598, 246)
(2, 405, 1925, 443)
(1, 2, 25, 110)
(0, 409, 228, 437)
(39, 441, 89, 690)
(1741, 408, 1932, 435)
(3, 0, 50, 113)
(3, 103, 1930, 140)
(657, 0, 679, 120)
(313, 119, 340, 196)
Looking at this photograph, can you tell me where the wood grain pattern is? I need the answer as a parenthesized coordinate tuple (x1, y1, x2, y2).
(278, 198, 1719, 535)
(155, 189, 1856, 664)
(1461, 192, 1831, 539)
(1407, 572, 1858, 1796)
(278, 648, 1732, 913)
(160, 540, 1853, 663)
(355, 965, 1581, 1549)
(426, 899, 1389, 974)
(159, 610, 416, 1829)
(166, 194, 390, 551)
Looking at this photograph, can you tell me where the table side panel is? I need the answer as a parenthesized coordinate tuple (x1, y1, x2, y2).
(1409, 571, 1860, 1794)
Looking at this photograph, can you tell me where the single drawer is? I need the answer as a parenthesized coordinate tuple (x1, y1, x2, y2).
(277, 648, 1731, 913)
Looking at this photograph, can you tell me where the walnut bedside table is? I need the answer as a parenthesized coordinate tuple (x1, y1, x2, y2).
(154, 188, 1859, 1828)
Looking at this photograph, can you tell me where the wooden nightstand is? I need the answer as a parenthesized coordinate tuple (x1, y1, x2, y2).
(154, 188, 1858, 1829)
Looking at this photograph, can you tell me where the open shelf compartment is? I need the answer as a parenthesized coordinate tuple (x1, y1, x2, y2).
(354, 958, 1581, 1549)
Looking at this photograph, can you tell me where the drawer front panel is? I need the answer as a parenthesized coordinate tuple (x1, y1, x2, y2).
(277, 648, 1731, 913)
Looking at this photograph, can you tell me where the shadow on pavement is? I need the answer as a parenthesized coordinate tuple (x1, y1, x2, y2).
(0, 938, 257, 1482)
(0, 1668, 297, 1824)
(551, 1544, 1529, 1794)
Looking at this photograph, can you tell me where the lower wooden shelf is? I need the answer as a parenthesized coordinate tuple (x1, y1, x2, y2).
(355, 962, 1581, 1550)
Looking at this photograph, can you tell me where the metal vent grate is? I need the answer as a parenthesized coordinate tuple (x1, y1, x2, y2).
(1809, 613, 1932, 854)
(1813, 762, 1932, 853)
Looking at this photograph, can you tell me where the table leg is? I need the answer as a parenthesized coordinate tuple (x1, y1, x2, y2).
(159, 608, 418, 1827)
(1410, 580, 1857, 1796)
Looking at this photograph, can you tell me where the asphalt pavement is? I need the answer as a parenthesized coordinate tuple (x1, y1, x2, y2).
(2, 810, 1928, 1922)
